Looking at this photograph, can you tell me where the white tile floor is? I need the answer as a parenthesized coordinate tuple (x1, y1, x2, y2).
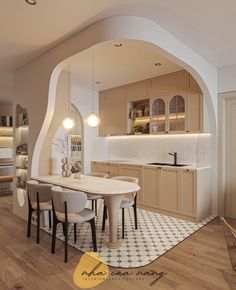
(43, 201, 215, 268)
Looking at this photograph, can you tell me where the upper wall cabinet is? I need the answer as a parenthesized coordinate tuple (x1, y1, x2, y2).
(99, 86, 128, 136)
(99, 70, 203, 136)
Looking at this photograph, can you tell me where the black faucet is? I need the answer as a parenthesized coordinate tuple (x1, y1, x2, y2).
(169, 152, 177, 165)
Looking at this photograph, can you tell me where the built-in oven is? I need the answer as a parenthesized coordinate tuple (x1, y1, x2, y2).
(0, 158, 13, 194)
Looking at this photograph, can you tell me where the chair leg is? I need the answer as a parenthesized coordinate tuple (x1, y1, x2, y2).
(91, 200, 94, 211)
(95, 200, 97, 216)
(64, 222, 68, 263)
(51, 220, 57, 254)
(102, 205, 107, 231)
(36, 209, 40, 244)
(122, 208, 125, 239)
(90, 218, 97, 252)
(133, 204, 138, 230)
(48, 210, 51, 229)
(74, 223, 77, 243)
(62, 223, 66, 236)
(27, 207, 32, 237)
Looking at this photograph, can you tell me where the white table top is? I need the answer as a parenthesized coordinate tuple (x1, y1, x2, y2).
(32, 175, 140, 196)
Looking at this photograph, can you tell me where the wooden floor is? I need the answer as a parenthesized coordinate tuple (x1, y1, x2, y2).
(0, 195, 235, 290)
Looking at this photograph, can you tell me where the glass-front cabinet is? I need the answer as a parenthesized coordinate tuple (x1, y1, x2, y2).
(150, 93, 187, 134)
(168, 94, 186, 132)
(150, 98, 166, 133)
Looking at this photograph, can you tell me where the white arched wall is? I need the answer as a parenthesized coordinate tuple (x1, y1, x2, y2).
(13, 16, 217, 219)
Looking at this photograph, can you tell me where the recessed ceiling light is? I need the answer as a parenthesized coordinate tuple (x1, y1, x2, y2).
(154, 62, 162, 67)
(25, 0, 37, 5)
(114, 43, 123, 47)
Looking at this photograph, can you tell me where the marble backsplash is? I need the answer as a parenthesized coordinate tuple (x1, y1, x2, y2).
(107, 134, 211, 166)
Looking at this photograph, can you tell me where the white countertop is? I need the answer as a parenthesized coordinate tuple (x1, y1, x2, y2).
(93, 160, 211, 170)
(33, 174, 140, 196)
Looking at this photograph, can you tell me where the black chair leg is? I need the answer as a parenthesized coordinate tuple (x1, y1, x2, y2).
(51, 221, 57, 254)
(102, 205, 107, 231)
(36, 209, 40, 244)
(62, 223, 66, 236)
(95, 200, 97, 216)
(48, 210, 51, 229)
(27, 207, 32, 237)
(122, 208, 125, 239)
(90, 218, 97, 252)
(64, 222, 68, 263)
(74, 223, 77, 243)
(91, 200, 94, 211)
(133, 204, 138, 230)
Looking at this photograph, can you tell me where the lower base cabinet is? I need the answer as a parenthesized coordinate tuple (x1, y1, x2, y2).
(91, 161, 211, 222)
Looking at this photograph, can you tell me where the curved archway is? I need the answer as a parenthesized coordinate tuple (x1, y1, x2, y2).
(26, 16, 217, 212)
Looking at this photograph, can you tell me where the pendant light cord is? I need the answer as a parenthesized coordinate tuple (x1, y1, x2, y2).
(68, 64, 71, 115)
(92, 51, 94, 112)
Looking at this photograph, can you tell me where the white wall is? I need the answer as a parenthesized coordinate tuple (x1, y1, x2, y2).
(218, 64, 236, 93)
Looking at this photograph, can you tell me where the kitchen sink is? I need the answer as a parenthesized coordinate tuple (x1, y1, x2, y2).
(147, 162, 188, 167)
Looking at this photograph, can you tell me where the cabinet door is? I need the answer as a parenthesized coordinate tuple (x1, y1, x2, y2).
(120, 165, 143, 203)
(143, 167, 159, 208)
(108, 163, 120, 178)
(160, 168, 179, 213)
(187, 91, 202, 132)
(126, 80, 148, 101)
(180, 170, 196, 217)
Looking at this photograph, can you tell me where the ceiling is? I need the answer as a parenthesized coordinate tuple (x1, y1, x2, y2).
(67, 40, 182, 91)
(1, 0, 236, 101)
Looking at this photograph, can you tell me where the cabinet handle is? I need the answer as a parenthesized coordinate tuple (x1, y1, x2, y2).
(186, 130, 189, 133)
(157, 167, 162, 170)
(186, 169, 189, 172)
(165, 131, 169, 134)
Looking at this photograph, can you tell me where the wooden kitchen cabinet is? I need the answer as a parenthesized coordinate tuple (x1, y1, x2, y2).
(99, 70, 204, 136)
(160, 168, 180, 213)
(187, 91, 203, 132)
(91, 161, 211, 222)
(143, 166, 159, 208)
(180, 169, 196, 217)
(120, 164, 143, 203)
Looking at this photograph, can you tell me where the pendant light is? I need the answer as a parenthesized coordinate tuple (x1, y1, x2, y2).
(62, 65, 74, 130)
(87, 51, 100, 128)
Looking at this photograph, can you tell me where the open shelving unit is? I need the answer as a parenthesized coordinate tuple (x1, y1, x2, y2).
(128, 98, 150, 134)
(15, 105, 28, 207)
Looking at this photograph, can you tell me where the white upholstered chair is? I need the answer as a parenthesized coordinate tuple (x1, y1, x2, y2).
(27, 180, 53, 244)
(51, 186, 97, 263)
(86, 172, 108, 215)
(102, 176, 139, 239)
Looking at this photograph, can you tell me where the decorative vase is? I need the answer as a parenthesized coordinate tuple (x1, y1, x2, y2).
(61, 157, 72, 177)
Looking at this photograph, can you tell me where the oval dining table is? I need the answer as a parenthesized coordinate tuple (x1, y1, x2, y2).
(32, 175, 140, 249)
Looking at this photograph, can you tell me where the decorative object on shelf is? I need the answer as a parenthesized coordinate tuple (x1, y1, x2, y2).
(71, 161, 82, 173)
(61, 157, 72, 177)
(134, 125, 144, 134)
(74, 172, 84, 179)
(24, 156, 28, 169)
(144, 105, 149, 117)
(143, 122, 150, 134)
(1, 116, 12, 127)
(16, 143, 28, 155)
(16, 171, 27, 189)
(86, 51, 100, 128)
(62, 65, 74, 130)
(137, 109, 143, 117)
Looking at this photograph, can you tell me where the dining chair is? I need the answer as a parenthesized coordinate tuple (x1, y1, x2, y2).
(27, 180, 53, 244)
(51, 186, 97, 263)
(86, 172, 108, 215)
(102, 176, 139, 239)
